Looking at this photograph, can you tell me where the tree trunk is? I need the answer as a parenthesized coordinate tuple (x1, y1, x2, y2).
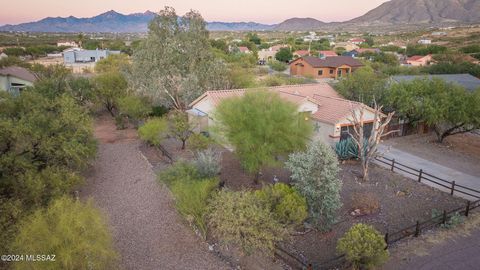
(362, 160, 369, 182)
(181, 139, 186, 150)
(253, 171, 260, 185)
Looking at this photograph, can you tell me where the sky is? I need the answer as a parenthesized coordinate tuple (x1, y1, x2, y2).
(0, 0, 390, 26)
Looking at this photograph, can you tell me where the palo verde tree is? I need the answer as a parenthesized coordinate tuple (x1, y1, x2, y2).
(386, 78, 480, 143)
(215, 90, 312, 183)
(335, 66, 387, 105)
(129, 7, 229, 110)
(168, 110, 195, 150)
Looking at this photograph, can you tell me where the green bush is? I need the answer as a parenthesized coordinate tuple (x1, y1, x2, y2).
(208, 190, 285, 255)
(335, 137, 359, 160)
(255, 183, 308, 226)
(117, 95, 151, 123)
(12, 197, 117, 270)
(170, 178, 219, 238)
(337, 223, 389, 270)
(138, 117, 168, 146)
(188, 133, 212, 152)
(158, 161, 199, 187)
(261, 75, 284, 86)
(268, 60, 288, 72)
(193, 148, 222, 178)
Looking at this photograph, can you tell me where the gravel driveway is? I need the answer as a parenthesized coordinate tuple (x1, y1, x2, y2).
(80, 140, 230, 270)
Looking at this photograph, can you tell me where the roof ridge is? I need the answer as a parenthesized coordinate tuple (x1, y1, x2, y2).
(313, 94, 363, 106)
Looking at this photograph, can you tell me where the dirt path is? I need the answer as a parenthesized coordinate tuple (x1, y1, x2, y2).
(80, 116, 230, 270)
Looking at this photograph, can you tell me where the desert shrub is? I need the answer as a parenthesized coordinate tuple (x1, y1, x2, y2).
(12, 197, 117, 270)
(158, 161, 199, 187)
(335, 137, 359, 160)
(337, 223, 389, 270)
(285, 140, 342, 230)
(351, 192, 380, 215)
(138, 117, 168, 146)
(117, 95, 151, 124)
(193, 148, 222, 178)
(261, 75, 284, 86)
(268, 60, 287, 72)
(115, 115, 127, 130)
(431, 209, 465, 229)
(170, 178, 219, 238)
(254, 183, 308, 226)
(188, 133, 212, 152)
(208, 190, 285, 255)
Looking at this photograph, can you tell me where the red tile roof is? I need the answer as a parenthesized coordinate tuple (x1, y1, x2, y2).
(407, 55, 426, 61)
(189, 84, 376, 125)
(238, 46, 250, 53)
(318, 50, 338, 57)
(294, 50, 310, 57)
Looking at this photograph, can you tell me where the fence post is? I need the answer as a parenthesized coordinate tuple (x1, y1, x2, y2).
(384, 232, 389, 249)
(418, 169, 423, 183)
(391, 159, 395, 171)
(465, 201, 471, 217)
(442, 210, 447, 225)
(414, 221, 420, 237)
(450, 181, 456, 196)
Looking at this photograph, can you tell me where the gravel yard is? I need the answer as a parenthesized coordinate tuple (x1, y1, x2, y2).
(80, 116, 230, 270)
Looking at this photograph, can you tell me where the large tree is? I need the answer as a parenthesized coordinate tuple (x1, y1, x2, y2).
(129, 7, 229, 110)
(386, 78, 480, 143)
(335, 66, 387, 105)
(215, 90, 312, 183)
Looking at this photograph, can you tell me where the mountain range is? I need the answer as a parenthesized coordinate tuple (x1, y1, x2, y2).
(1, 0, 480, 33)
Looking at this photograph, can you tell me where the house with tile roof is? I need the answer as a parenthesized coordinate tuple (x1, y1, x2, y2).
(0, 66, 37, 95)
(187, 84, 377, 145)
(318, 50, 338, 59)
(405, 54, 433, 66)
(289, 56, 364, 79)
(293, 50, 311, 58)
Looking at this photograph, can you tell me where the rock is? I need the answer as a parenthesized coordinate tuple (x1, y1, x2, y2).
(351, 209, 362, 216)
(396, 191, 407, 197)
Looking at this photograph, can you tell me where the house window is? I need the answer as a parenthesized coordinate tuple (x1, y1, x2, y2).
(318, 70, 323, 76)
(329, 69, 334, 74)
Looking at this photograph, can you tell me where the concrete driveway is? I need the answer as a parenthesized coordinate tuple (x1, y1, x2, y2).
(376, 145, 480, 201)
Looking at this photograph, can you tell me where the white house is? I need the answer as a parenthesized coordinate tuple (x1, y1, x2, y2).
(188, 84, 377, 146)
(418, 39, 432, 45)
(0, 66, 37, 95)
(57, 41, 78, 47)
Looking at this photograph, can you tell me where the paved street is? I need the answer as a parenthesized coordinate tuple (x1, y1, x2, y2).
(376, 145, 480, 200)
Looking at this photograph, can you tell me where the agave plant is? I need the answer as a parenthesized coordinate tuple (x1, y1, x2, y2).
(335, 137, 359, 160)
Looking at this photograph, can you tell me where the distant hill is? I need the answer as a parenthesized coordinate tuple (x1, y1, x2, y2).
(274, 18, 326, 31)
(0, 10, 274, 33)
(349, 0, 480, 24)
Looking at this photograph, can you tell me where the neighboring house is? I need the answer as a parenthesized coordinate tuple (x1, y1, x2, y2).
(318, 50, 338, 59)
(238, 46, 250, 53)
(57, 41, 78, 47)
(258, 44, 288, 62)
(349, 38, 366, 45)
(0, 66, 37, 95)
(390, 74, 480, 93)
(303, 32, 321, 42)
(333, 42, 360, 52)
(418, 39, 432, 45)
(187, 84, 377, 146)
(405, 54, 433, 66)
(290, 56, 364, 79)
(293, 50, 310, 58)
(63, 48, 121, 64)
(344, 48, 381, 58)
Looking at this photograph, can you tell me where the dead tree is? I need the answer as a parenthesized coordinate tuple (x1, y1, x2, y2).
(348, 102, 396, 181)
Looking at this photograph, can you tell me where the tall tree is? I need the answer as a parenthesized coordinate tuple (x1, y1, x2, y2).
(129, 7, 229, 110)
(215, 90, 312, 183)
(386, 78, 480, 143)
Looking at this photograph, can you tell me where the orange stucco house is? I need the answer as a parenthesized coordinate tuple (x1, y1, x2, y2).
(290, 56, 364, 79)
